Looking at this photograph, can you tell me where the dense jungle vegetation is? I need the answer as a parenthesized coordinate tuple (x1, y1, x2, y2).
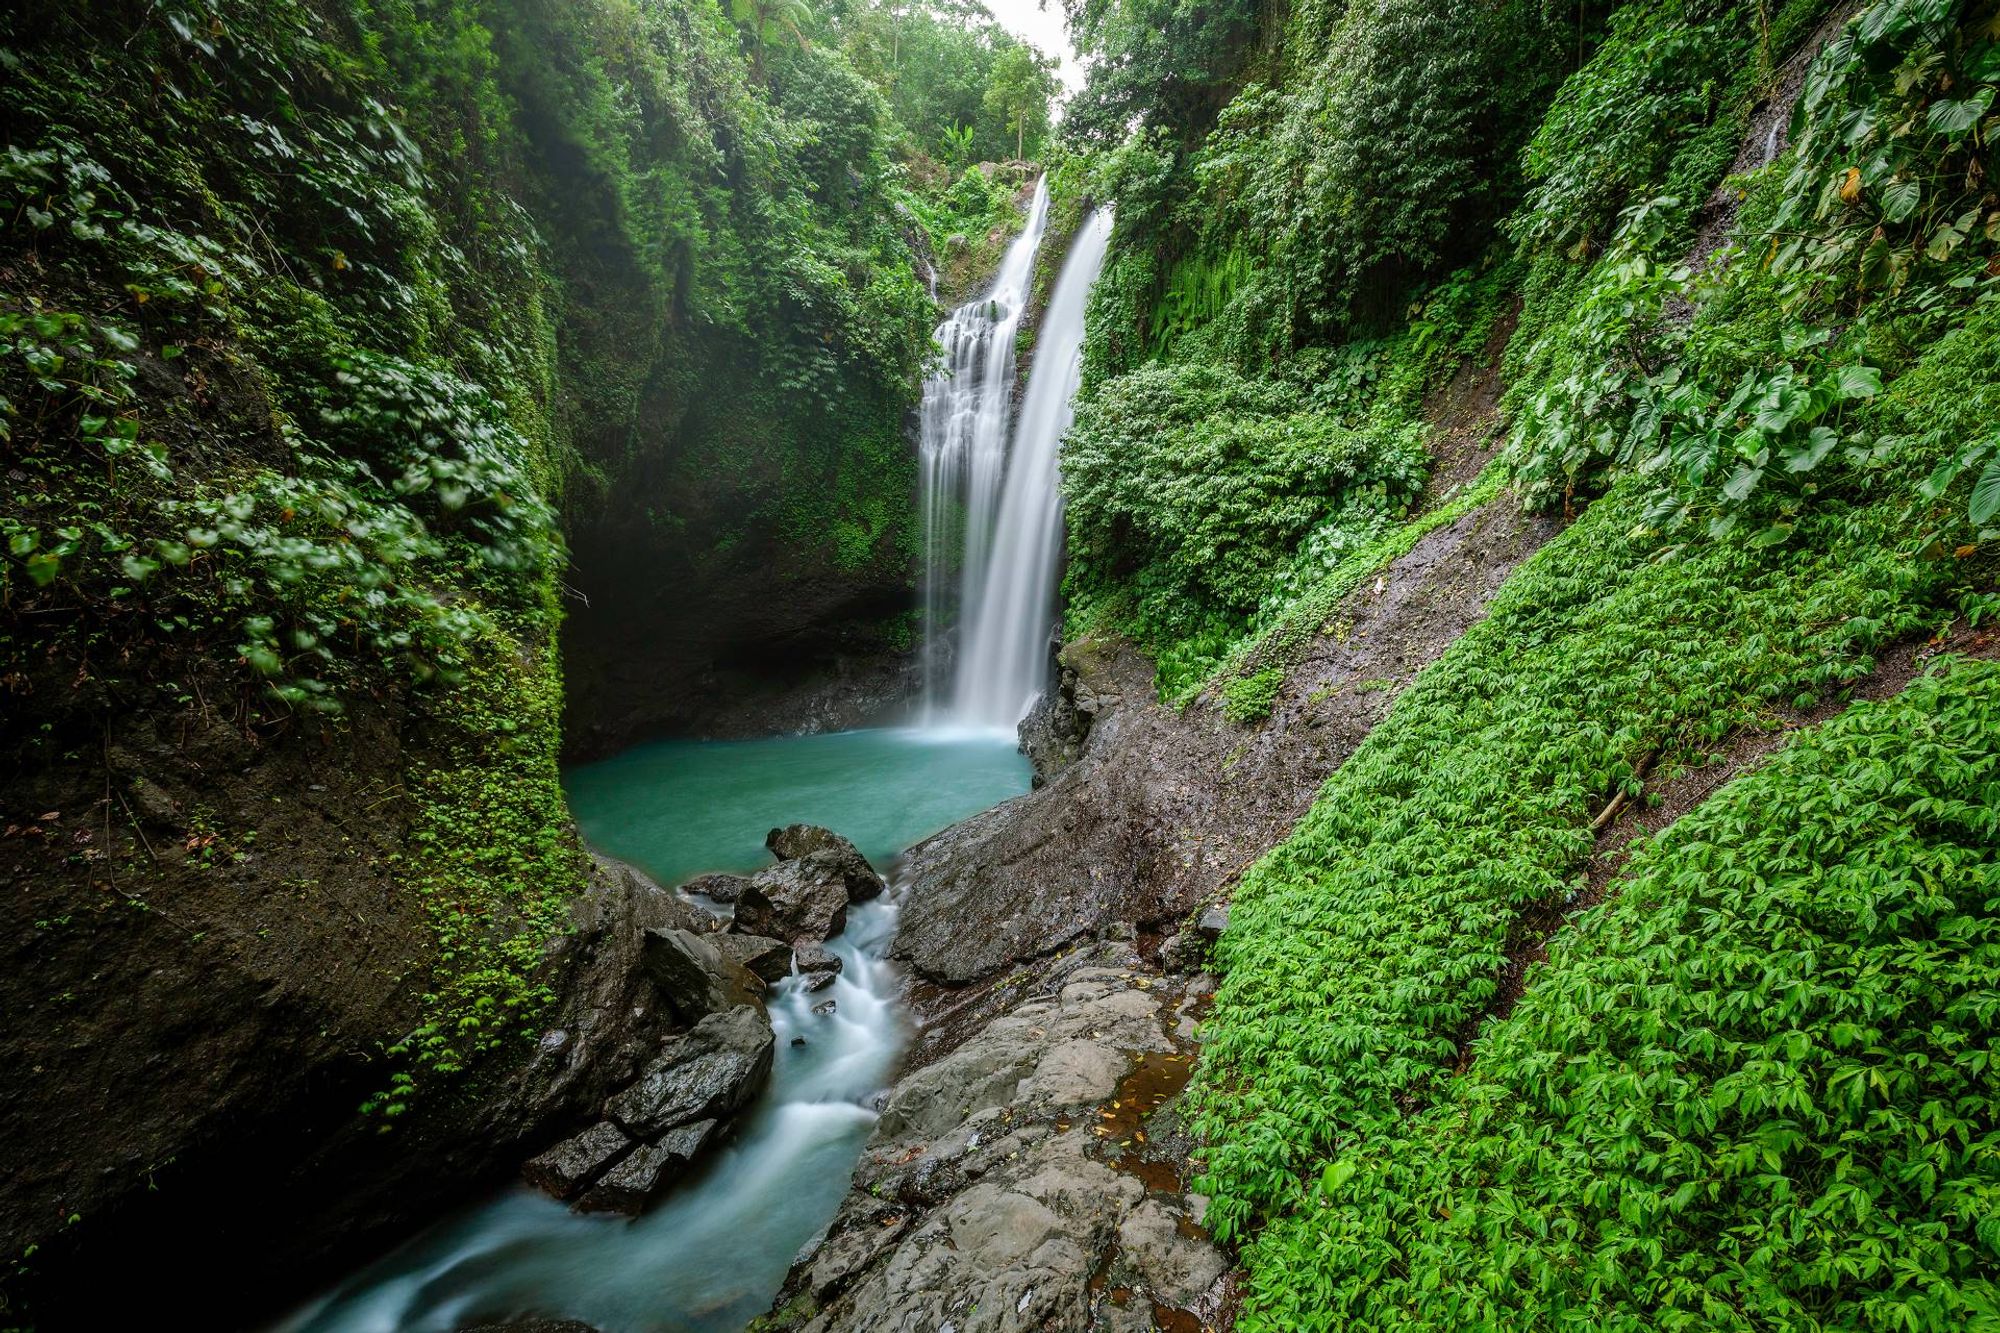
(0, 0, 1053, 1308)
(1055, 0, 2000, 1326)
(6, 0, 1999, 1322)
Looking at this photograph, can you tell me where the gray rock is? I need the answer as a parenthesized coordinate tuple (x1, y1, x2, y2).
(1196, 903, 1229, 941)
(1116, 1199, 1226, 1306)
(766, 823, 863, 863)
(761, 952, 1220, 1332)
(681, 871, 753, 904)
(576, 1118, 720, 1214)
(521, 1120, 633, 1200)
(641, 927, 764, 1021)
(733, 859, 849, 944)
(1017, 665, 1090, 787)
(604, 1006, 774, 1137)
(767, 824, 885, 903)
(794, 943, 843, 977)
(1023, 1039, 1124, 1106)
(803, 970, 838, 993)
(803, 1131, 1142, 1332)
(717, 933, 794, 984)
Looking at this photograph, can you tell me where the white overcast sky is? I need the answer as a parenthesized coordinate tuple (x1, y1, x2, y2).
(982, 0, 1083, 93)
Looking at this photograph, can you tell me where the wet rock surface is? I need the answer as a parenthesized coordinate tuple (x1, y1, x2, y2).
(522, 1121, 635, 1200)
(525, 1001, 773, 1216)
(735, 860, 852, 944)
(682, 871, 754, 905)
(1017, 659, 1093, 786)
(761, 944, 1230, 1333)
(603, 1005, 775, 1137)
(895, 499, 1556, 992)
(642, 926, 767, 1020)
(719, 933, 797, 983)
(734, 825, 887, 944)
(511, 866, 777, 1219)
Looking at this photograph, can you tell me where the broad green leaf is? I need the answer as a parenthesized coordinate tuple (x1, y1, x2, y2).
(1879, 178, 1920, 223)
(1787, 426, 1841, 473)
(1927, 88, 1993, 138)
(1722, 464, 1762, 504)
(1831, 364, 1882, 400)
(1971, 458, 2000, 527)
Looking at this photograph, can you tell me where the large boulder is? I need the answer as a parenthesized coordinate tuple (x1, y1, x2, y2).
(715, 933, 794, 984)
(680, 872, 753, 905)
(641, 927, 764, 1021)
(766, 824, 884, 902)
(733, 859, 849, 945)
(603, 1006, 774, 1138)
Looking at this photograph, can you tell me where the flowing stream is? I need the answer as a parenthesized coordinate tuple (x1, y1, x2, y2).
(927, 206, 1116, 729)
(276, 729, 1029, 1333)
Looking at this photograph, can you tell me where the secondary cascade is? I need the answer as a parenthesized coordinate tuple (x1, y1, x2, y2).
(950, 207, 1115, 729)
(917, 177, 1052, 718)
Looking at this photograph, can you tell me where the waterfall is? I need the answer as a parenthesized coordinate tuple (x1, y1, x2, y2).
(949, 207, 1114, 729)
(918, 178, 1052, 718)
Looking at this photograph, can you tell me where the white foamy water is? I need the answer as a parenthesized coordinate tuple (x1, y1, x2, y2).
(950, 208, 1114, 727)
(275, 896, 910, 1333)
(919, 177, 1051, 717)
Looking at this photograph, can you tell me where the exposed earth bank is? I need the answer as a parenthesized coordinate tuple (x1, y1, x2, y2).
(759, 462, 1559, 1330)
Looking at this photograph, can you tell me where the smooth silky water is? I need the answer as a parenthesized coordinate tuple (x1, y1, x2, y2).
(276, 728, 1030, 1333)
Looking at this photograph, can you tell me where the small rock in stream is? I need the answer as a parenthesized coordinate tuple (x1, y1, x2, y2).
(680, 871, 753, 904)
(603, 1006, 774, 1137)
(716, 933, 793, 984)
(577, 1118, 721, 1214)
(794, 942, 843, 977)
(641, 927, 765, 1020)
(521, 1120, 634, 1200)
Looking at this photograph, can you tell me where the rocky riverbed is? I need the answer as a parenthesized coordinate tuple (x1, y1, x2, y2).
(760, 939, 1231, 1333)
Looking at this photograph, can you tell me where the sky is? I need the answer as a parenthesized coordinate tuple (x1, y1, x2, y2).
(981, 0, 1084, 93)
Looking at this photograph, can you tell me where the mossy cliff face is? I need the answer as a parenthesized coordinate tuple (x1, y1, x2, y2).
(0, 0, 941, 1319)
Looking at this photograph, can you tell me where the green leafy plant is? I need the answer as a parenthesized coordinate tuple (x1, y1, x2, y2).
(1221, 666, 1284, 722)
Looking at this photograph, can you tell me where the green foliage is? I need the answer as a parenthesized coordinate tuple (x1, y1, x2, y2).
(1220, 666, 1283, 722)
(1069, 0, 1570, 374)
(1505, 0, 2000, 532)
(1061, 0, 1260, 149)
(834, 0, 1061, 164)
(1244, 659, 2000, 1329)
(1067, 261, 1515, 699)
(982, 41, 1058, 160)
(1205, 0, 1571, 341)
(0, 0, 1003, 1111)
(1062, 360, 1428, 690)
(1511, 0, 1827, 257)
(1187, 430, 1988, 1322)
